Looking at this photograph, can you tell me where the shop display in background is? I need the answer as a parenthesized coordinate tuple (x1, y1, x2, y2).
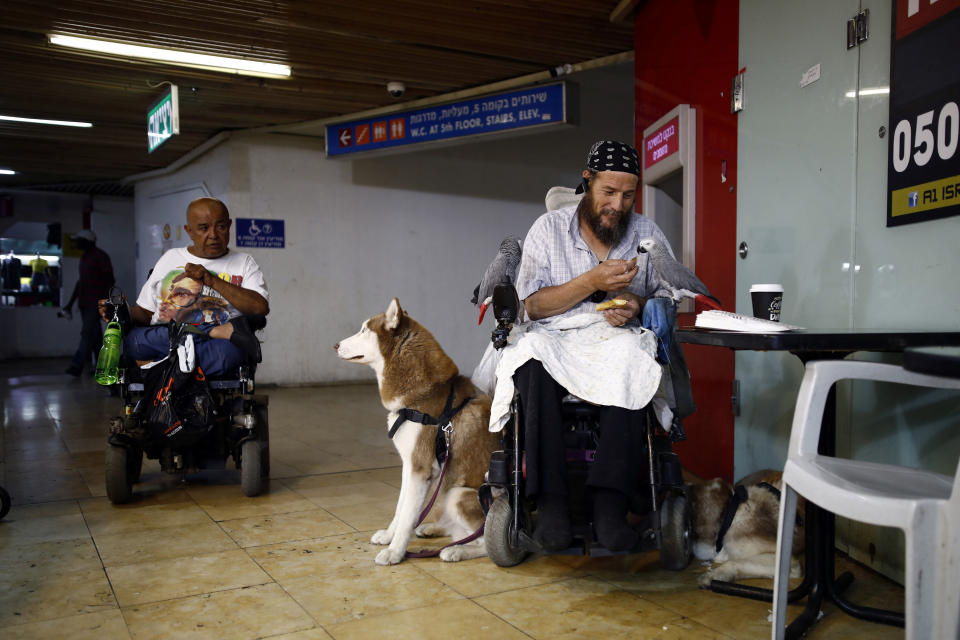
(0, 243, 62, 307)
(887, 0, 960, 226)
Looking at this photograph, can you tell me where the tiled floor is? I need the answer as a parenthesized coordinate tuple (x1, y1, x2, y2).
(0, 358, 905, 639)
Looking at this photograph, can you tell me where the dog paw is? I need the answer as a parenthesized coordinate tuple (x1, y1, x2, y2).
(789, 561, 803, 579)
(375, 547, 405, 566)
(370, 529, 393, 545)
(438, 546, 468, 562)
(697, 571, 715, 588)
(415, 523, 444, 538)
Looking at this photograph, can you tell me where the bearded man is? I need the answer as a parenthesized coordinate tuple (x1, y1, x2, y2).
(512, 140, 675, 552)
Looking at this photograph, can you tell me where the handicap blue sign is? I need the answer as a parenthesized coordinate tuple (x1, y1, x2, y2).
(236, 218, 285, 249)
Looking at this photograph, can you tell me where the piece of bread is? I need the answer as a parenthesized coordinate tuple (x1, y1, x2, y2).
(596, 299, 627, 311)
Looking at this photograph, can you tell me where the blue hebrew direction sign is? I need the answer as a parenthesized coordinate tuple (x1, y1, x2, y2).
(325, 82, 574, 157)
(236, 218, 285, 248)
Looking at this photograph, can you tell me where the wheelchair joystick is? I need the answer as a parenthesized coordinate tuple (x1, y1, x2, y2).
(491, 283, 519, 350)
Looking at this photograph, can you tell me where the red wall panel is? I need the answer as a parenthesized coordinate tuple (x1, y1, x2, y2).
(634, 0, 739, 481)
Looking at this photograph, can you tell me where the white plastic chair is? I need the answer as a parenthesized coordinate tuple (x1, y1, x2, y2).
(772, 359, 960, 640)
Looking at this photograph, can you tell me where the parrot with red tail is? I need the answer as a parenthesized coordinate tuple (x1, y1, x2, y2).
(471, 236, 522, 325)
(637, 236, 722, 310)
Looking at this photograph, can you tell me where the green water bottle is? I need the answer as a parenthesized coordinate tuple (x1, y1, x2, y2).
(94, 321, 122, 386)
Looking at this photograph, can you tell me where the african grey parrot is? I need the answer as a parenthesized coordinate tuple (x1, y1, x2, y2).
(637, 236, 722, 309)
(471, 236, 522, 325)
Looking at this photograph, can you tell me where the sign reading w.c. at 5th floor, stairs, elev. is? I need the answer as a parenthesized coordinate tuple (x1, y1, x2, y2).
(325, 82, 575, 157)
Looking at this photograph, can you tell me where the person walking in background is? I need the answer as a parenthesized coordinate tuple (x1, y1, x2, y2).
(63, 229, 114, 376)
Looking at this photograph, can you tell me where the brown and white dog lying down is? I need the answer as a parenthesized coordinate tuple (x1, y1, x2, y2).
(335, 298, 497, 565)
(688, 469, 806, 587)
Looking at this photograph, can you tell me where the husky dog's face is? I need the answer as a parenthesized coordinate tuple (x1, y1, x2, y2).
(334, 298, 404, 368)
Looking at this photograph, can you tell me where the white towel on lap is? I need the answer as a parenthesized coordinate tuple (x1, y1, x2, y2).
(487, 313, 662, 432)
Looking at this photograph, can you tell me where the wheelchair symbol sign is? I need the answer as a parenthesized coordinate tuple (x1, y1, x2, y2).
(236, 218, 284, 248)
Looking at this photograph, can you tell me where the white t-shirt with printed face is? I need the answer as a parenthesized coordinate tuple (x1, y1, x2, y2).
(136, 247, 269, 325)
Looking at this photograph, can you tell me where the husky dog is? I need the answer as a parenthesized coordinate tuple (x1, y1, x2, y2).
(689, 469, 805, 587)
(335, 298, 497, 565)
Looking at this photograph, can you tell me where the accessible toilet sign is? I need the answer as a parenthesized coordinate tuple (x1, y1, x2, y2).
(325, 82, 575, 157)
(236, 218, 285, 249)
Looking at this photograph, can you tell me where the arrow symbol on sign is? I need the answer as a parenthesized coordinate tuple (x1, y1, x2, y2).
(339, 128, 352, 147)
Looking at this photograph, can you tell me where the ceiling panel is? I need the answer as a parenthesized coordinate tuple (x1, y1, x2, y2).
(0, 0, 633, 191)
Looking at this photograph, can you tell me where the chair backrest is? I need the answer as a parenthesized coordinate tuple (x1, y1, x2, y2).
(790, 360, 960, 459)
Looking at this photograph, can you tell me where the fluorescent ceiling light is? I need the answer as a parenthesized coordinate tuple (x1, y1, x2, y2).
(0, 114, 93, 127)
(0, 169, 16, 175)
(845, 87, 890, 98)
(49, 34, 291, 78)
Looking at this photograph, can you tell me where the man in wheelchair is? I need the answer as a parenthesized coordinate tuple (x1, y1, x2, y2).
(492, 141, 682, 554)
(100, 197, 270, 503)
(102, 197, 269, 374)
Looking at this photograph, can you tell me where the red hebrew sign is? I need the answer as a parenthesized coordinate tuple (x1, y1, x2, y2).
(643, 116, 680, 169)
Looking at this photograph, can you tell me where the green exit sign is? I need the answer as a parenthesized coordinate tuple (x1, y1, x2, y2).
(147, 85, 180, 153)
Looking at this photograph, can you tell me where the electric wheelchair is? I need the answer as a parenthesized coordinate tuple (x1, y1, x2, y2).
(479, 284, 692, 569)
(103, 307, 269, 505)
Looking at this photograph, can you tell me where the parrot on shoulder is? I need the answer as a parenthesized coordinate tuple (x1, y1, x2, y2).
(637, 236, 722, 309)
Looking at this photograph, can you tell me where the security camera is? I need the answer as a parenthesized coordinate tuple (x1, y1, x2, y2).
(387, 81, 406, 98)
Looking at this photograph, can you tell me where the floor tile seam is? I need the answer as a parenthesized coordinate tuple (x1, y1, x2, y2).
(34, 502, 124, 624)
(110, 571, 278, 609)
(1, 494, 85, 512)
(650, 613, 741, 640)
(257, 570, 330, 633)
(410, 560, 579, 600)
(103, 545, 270, 574)
(115, 580, 306, 616)
(469, 576, 734, 639)
(202, 501, 334, 524)
(462, 596, 539, 639)
(244, 550, 397, 583)
(311, 592, 476, 632)
(215, 501, 343, 527)
(96, 535, 243, 570)
(276, 465, 402, 482)
(626, 589, 752, 636)
(227, 524, 360, 551)
(0, 602, 124, 631)
(239, 539, 375, 584)
(84, 508, 227, 541)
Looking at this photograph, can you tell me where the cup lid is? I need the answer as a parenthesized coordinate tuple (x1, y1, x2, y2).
(749, 283, 783, 292)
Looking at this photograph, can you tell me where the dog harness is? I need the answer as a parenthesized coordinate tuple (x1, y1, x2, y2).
(387, 382, 481, 559)
(714, 481, 802, 553)
(388, 382, 473, 465)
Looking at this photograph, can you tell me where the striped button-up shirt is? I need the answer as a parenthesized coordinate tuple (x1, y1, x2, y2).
(516, 205, 673, 319)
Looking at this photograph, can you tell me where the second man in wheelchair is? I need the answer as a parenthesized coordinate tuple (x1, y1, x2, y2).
(102, 197, 269, 377)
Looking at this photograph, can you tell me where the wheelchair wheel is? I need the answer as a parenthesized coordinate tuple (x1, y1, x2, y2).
(659, 492, 692, 570)
(127, 445, 143, 483)
(105, 444, 133, 504)
(485, 495, 529, 567)
(240, 439, 263, 497)
(254, 404, 270, 479)
(0, 485, 11, 520)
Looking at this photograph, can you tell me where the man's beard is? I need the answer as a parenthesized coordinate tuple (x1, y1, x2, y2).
(577, 190, 630, 246)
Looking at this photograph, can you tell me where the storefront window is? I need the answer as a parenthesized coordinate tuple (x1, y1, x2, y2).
(1, 223, 62, 308)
